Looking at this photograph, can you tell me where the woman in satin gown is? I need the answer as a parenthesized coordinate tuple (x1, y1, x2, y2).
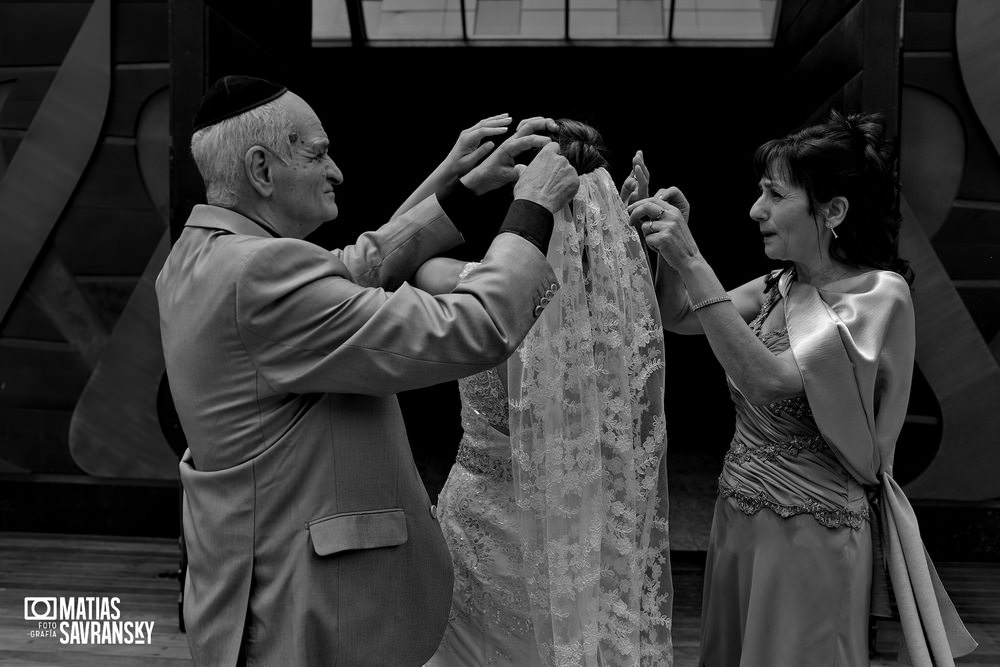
(414, 119, 673, 666)
(629, 111, 975, 666)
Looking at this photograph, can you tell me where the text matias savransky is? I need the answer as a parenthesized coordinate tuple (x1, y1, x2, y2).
(25, 596, 155, 645)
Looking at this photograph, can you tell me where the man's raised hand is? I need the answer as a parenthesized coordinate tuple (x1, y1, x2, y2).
(513, 142, 579, 214)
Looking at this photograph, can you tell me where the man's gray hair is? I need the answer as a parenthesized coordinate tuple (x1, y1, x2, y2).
(190, 98, 295, 207)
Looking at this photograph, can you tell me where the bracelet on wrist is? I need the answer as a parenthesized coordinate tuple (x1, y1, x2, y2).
(691, 294, 732, 311)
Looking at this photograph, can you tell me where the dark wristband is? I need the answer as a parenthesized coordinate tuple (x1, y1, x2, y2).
(498, 199, 553, 254)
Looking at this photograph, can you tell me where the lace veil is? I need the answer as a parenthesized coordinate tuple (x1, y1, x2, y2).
(508, 167, 673, 666)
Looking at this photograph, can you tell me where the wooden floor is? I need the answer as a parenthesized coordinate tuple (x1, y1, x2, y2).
(0, 533, 997, 666)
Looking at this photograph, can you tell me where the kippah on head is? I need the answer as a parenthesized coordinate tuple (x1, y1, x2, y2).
(192, 75, 288, 132)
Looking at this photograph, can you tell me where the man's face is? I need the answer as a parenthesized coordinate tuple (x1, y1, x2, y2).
(270, 93, 344, 237)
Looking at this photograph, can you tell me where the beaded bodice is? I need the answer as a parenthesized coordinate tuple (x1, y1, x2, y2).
(720, 281, 869, 530)
(458, 367, 509, 437)
(453, 368, 512, 483)
(434, 366, 533, 665)
(733, 284, 821, 445)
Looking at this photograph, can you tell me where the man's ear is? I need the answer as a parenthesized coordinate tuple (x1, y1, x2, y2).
(245, 146, 274, 198)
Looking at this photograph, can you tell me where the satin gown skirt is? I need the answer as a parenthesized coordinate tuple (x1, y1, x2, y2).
(699, 497, 873, 667)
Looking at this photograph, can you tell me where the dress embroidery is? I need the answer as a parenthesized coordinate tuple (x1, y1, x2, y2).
(724, 433, 827, 466)
(458, 261, 480, 282)
(720, 276, 867, 531)
(766, 395, 812, 420)
(455, 440, 513, 483)
(435, 367, 533, 665)
(459, 365, 509, 435)
(718, 481, 870, 530)
(433, 169, 673, 666)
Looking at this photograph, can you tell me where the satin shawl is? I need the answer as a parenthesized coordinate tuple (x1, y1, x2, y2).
(780, 270, 977, 665)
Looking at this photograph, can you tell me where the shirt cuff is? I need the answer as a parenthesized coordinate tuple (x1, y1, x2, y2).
(498, 200, 553, 254)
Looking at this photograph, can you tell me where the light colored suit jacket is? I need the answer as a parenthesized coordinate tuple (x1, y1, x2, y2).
(155, 196, 558, 666)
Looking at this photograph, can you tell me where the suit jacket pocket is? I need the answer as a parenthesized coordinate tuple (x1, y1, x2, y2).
(307, 508, 408, 556)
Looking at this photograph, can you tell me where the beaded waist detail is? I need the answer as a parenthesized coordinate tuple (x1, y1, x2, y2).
(724, 432, 827, 466)
(455, 440, 513, 483)
(718, 481, 870, 530)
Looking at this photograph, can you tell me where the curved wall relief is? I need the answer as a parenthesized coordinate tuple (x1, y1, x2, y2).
(899, 83, 1000, 499)
(956, 0, 1000, 161)
(899, 88, 965, 239)
(70, 88, 177, 479)
(0, 0, 110, 323)
(0, 79, 14, 178)
(956, 0, 1000, 364)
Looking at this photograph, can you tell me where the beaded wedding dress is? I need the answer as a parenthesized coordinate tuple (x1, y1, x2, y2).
(426, 168, 673, 667)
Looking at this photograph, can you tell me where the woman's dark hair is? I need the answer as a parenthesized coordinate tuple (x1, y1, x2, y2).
(552, 118, 609, 175)
(754, 110, 913, 285)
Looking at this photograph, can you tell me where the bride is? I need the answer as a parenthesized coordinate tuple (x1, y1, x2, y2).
(413, 119, 673, 667)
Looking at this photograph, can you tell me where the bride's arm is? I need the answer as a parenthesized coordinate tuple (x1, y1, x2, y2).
(655, 256, 764, 334)
(392, 115, 511, 219)
(414, 257, 510, 383)
(631, 187, 762, 334)
(413, 257, 470, 295)
(638, 194, 802, 403)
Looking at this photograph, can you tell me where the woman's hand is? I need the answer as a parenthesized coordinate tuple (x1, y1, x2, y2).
(619, 150, 650, 205)
(392, 114, 517, 218)
(440, 114, 513, 179)
(652, 186, 690, 223)
(461, 117, 558, 195)
(629, 187, 700, 271)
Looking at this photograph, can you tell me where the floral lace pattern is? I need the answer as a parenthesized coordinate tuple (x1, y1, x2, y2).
(435, 458, 536, 664)
(455, 441, 513, 483)
(433, 368, 534, 665)
(458, 365, 509, 436)
(508, 168, 672, 666)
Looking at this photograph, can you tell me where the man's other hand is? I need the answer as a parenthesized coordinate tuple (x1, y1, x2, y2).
(513, 143, 579, 214)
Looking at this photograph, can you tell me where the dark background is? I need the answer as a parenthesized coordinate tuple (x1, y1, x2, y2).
(295, 45, 785, 499)
(2, 0, 997, 557)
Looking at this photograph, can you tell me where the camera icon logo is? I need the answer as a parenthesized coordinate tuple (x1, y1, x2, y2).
(24, 597, 57, 621)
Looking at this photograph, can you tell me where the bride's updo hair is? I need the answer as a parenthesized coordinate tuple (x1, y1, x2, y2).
(552, 119, 609, 175)
(754, 109, 912, 284)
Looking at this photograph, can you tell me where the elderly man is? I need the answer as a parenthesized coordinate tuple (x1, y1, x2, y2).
(156, 75, 578, 666)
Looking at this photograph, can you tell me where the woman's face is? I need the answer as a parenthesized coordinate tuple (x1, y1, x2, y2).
(749, 169, 822, 264)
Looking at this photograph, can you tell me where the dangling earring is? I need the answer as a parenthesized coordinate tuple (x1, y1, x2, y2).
(827, 223, 839, 239)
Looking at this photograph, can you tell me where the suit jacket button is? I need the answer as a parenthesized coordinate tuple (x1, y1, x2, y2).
(549, 283, 558, 292)
(533, 304, 544, 317)
(429, 505, 437, 519)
